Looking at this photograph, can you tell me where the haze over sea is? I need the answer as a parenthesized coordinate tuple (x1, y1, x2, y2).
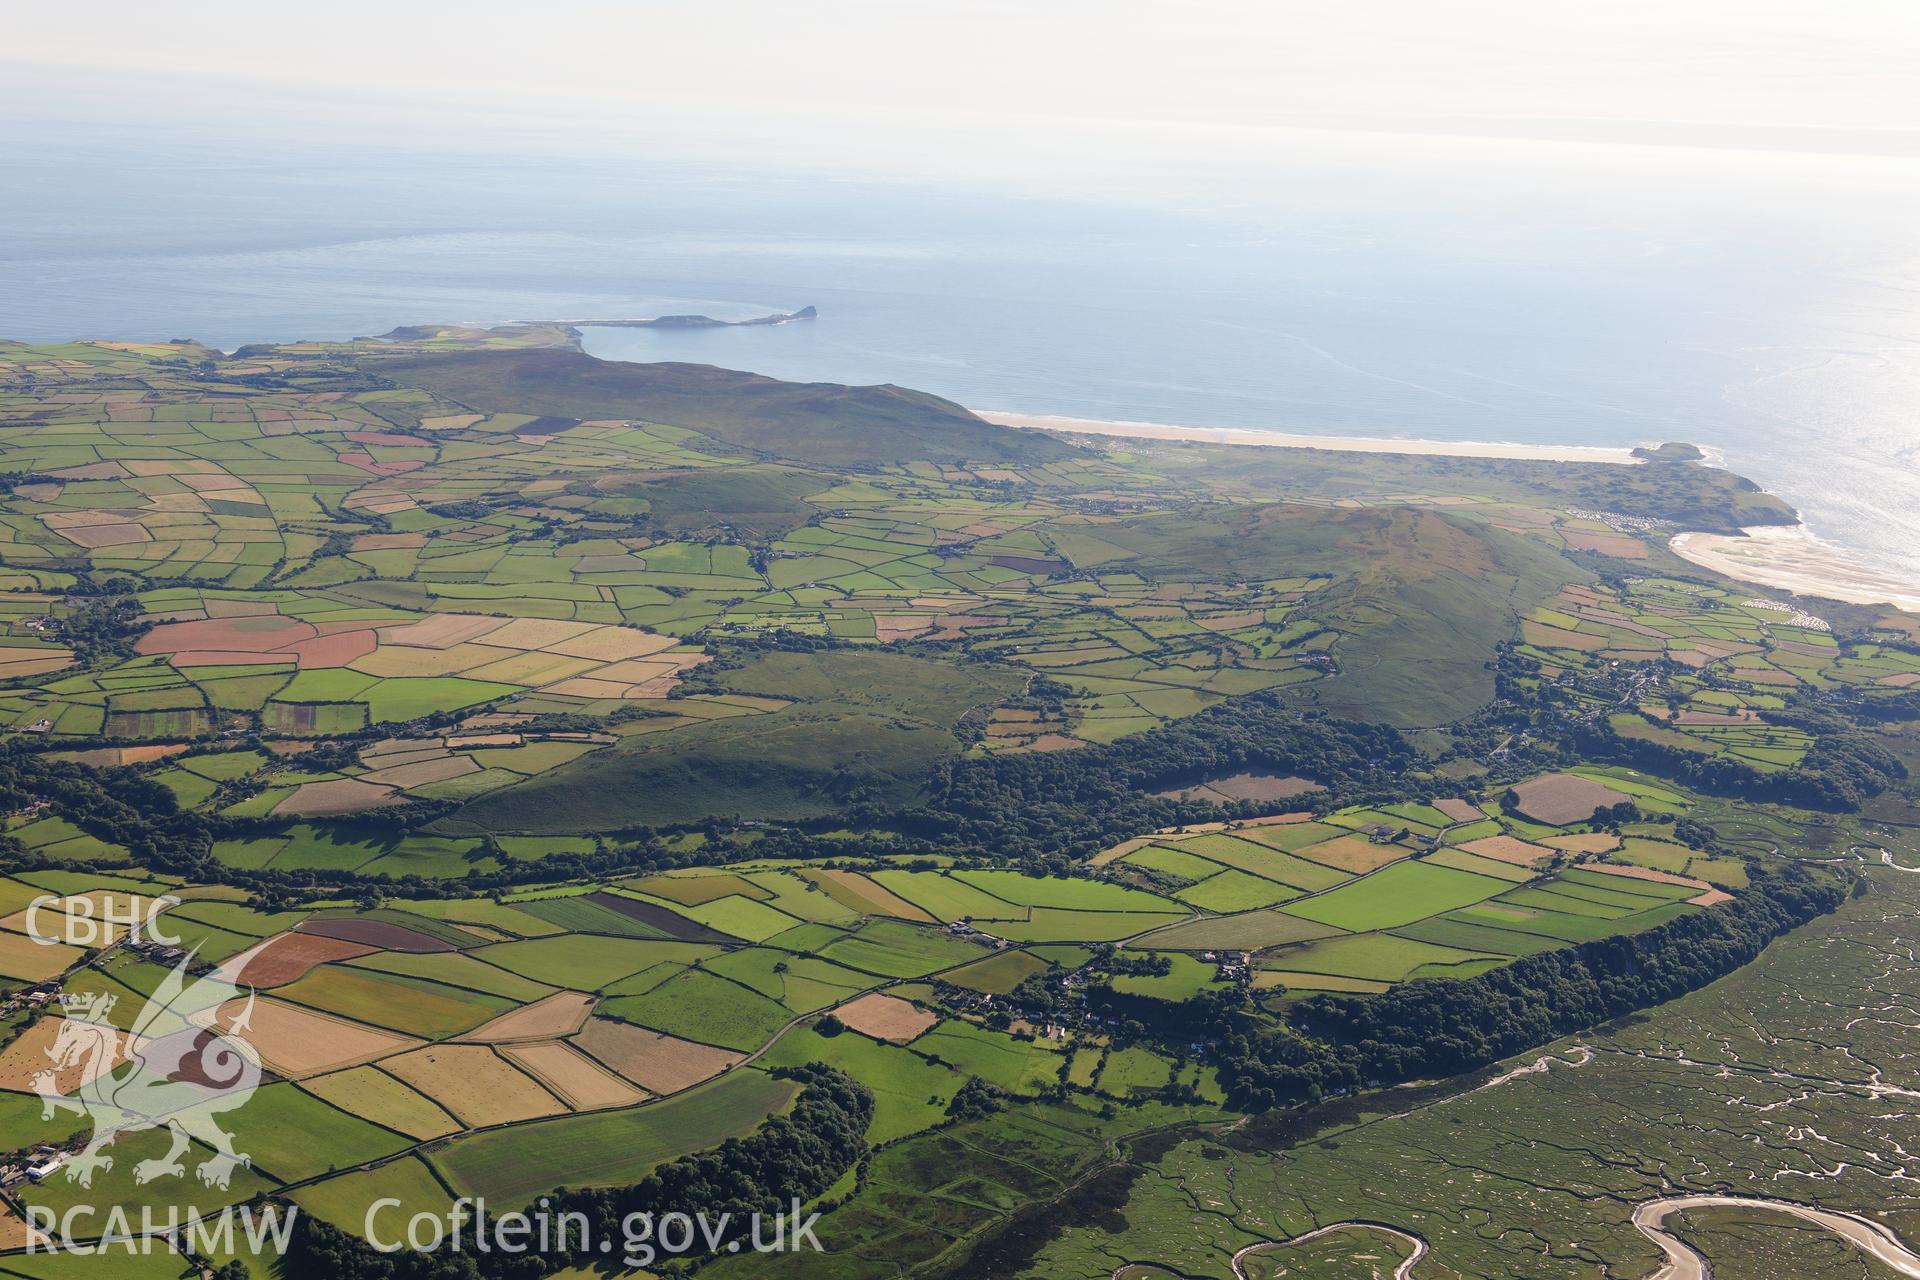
(5, 115, 1918, 585)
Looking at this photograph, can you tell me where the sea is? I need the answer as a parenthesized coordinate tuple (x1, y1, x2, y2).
(4, 121, 1917, 585)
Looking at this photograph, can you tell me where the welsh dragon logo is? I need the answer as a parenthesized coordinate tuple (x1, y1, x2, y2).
(34, 952, 263, 1190)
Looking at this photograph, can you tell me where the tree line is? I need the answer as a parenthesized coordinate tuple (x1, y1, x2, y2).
(1190, 865, 1843, 1110)
(0, 691, 1416, 897)
(1567, 715, 1904, 812)
(881, 692, 1417, 862)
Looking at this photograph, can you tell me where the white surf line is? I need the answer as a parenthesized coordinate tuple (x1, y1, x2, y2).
(1229, 1222, 1428, 1280)
(1633, 1195, 1920, 1280)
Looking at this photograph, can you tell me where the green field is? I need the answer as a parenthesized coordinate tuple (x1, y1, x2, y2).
(1174, 868, 1298, 912)
(951, 869, 1179, 912)
(1097, 1045, 1176, 1096)
(1263, 932, 1501, 983)
(1111, 952, 1228, 1000)
(1138, 910, 1346, 952)
(1283, 861, 1512, 932)
(872, 869, 1032, 921)
(915, 1020, 1068, 1094)
(274, 966, 513, 1038)
(759, 1022, 964, 1143)
(291, 1155, 454, 1232)
(223, 1083, 415, 1182)
(702, 946, 874, 1011)
(474, 935, 718, 988)
(818, 920, 988, 977)
(601, 969, 795, 1050)
(940, 948, 1052, 994)
(432, 1071, 801, 1203)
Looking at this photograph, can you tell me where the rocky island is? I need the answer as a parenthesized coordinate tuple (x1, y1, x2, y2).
(548, 304, 817, 329)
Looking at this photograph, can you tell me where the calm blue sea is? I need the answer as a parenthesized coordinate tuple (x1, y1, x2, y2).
(3, 124, 1916, 582)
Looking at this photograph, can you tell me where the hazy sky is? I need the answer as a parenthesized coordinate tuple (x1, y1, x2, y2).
(4, 1, 1919, 583)
(9, 0, 1919, 187)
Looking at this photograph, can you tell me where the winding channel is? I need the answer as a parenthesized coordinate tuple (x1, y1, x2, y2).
(1118, 1196, 1920, 1280)
(1632, 1196, 1920, 1280)
(1228, 1222, 1427, 1279)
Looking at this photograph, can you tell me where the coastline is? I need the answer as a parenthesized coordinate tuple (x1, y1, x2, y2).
(975, 410, 1646, 465)
(975, 408, 1914, 616)
(1669, 525, 1920, 614)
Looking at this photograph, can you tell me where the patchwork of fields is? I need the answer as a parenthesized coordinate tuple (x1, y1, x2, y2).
(0, 853, 1242, 1246)
(1, 328, 1910, 1274)
(1520, 579, 1920, 769)
(0, 755, 1750, 1255)
(0, 335, 1362, 771)
(1102, 779, 1733, 996)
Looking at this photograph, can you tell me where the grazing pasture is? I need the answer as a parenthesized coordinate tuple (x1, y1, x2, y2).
(293, 1156, 454, 1232)
(871, 869, 1031, 921)
(986, 906, 1187, 943)
(601, 969, 793, 1050)
(951, 869, 1176, 912)
(1283, 862, 1510, 932)
(819, 920, 987, 977)
(272, 965, 513, 1038)
(220, 1082, 413, 1183)
(1137, 911, 1345, 953)
(1174, 869, 1298, 912)
(432, 1071, 800, 1203)
(758, 1023, 961, 1143)
(940, 948, 1052, 994)
(474, 935, 715, 988)
(1262, 932, 1502, 983)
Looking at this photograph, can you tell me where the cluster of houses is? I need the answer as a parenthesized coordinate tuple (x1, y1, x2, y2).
(1362, 822, 1437, 850)
(2, 1143, 75, 1188)
(124, 935, 190, 967)
(1, 981, 59, 1015)
(1199, 950, 1253, 982)
(941, 920, 1014, 949)
(1566, 508, 1670, 535)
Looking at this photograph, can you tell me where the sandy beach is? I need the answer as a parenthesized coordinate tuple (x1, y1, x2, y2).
(1670, 525, 1920, 614)
(976, 410, 1646, 465)
(981, 409, 1915, 615)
